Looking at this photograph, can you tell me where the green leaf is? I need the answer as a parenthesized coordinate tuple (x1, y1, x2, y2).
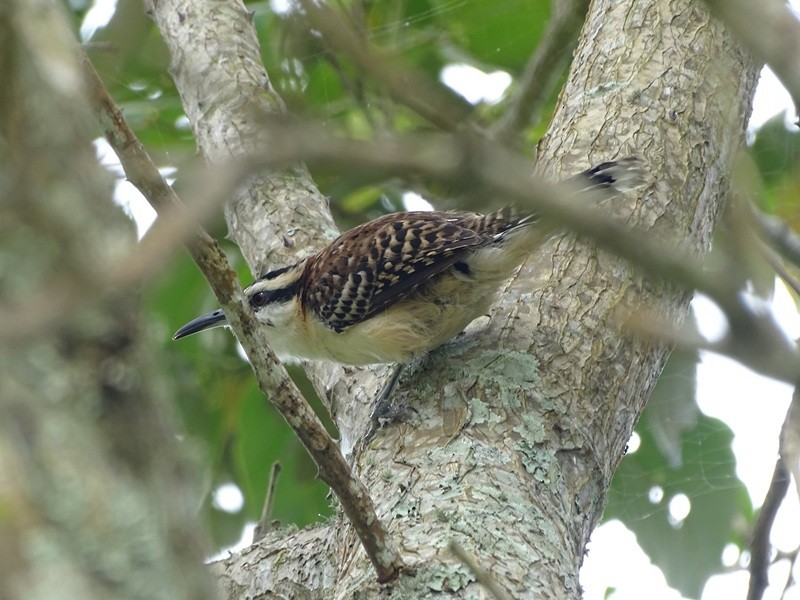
(645, 332, 700, 468)
(233, 374, 333, 528)
(430, 0, 550, 71)
(606, 411, 752, 598)
(751, 113, 800, 189)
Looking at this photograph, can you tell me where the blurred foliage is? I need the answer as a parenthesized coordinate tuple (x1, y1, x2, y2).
(70, 0, 796, 595)
(606, 347, 752, 599)
(607, 408, 752, 599)
(751, 113, 800, 230)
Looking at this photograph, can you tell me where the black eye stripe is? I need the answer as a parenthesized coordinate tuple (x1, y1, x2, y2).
(248, 279, 300, 310)
(258, 261, 301, 282)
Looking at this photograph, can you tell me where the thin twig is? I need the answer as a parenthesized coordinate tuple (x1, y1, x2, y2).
(750, 205, 800, 272)
(253, 462, 282, 543)
(703, 0, 800, 120)
(490, 0, 589, 143)
(780, 548, 800, 600)
(626, 309, 800, 384)
(81, 55, 405, 583)
(770, 385, 800, 600)
(747, 458, 790, 600)
(755, 236, 800, 299)
(780, 386, 800, 519)
(449, 540, 512, 600)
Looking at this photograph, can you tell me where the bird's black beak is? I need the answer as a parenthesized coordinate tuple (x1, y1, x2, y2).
(173, 309, 228, 340)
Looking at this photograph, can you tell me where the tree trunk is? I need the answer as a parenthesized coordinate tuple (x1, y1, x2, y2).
(148, 0, 759, 597)
(0, 1, 216, 598)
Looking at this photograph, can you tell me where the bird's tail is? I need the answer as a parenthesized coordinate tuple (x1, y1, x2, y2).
(564, 155, 647, 195)
(485, 155, 647, 240)
(481, 155, 647, 263)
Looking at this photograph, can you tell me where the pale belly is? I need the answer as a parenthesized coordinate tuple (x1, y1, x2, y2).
(277, 273, 500, 365)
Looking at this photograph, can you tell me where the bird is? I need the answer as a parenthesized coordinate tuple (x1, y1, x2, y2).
(174, 157, 646, 370)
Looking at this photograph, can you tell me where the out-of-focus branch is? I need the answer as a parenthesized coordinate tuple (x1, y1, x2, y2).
(245, 117, 800, 383)
(755, 236, 800, 299)
(780, 386, 800, 521)
(746, 458, 790, 600)
(704, 0, 800, 119)
(751, 205, 800, 271)
(626, 309, 799, 384)
(781, 549, 800, 599)
(0, 132, 256, 341)
(298, 0, 472, 131)
(755, 386, 800, 600)
(82, 57, 405, 584)
(250, 120, 719, 294)
(9, 74, 799, 389)
(449, 541, 512, 600)
(490, 0, 589, 143)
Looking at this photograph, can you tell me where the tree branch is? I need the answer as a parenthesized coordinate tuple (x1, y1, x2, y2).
(253, 462, 282, 542)
(747, 458, 790, 600)
(82, 56, 405, 584)
(240, 118, 800, 384)
(751, 205, 800, 271)
(704, 0, 799, 119)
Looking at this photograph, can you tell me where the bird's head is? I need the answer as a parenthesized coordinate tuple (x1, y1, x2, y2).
(172, 260, 307, 340)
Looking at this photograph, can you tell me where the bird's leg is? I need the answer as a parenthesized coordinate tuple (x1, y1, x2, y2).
(361, 363, 421, 447)
(370, 364, 406, 425)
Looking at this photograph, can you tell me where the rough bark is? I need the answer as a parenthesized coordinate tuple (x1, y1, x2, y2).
(148, 0, 758, 598)
(0, 1, 216, 599)
(526, 0, 759, 571)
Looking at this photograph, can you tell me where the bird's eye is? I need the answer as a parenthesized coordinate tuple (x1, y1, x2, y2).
(250, 291, 269, 309)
